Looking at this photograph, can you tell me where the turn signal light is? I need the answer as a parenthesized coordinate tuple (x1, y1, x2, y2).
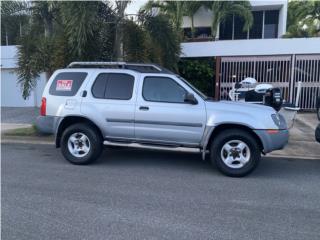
(267, 129, 279, 134)
(40, 97, 46, 116)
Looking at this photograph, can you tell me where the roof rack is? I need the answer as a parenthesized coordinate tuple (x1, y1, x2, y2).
(67, 62, 173, 74)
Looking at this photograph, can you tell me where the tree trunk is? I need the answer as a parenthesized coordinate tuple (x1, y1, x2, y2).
(114, 21, 123, 61)
(215, 24, 220, 41)
(114, 1, 129, 61)
(191, 16, 195, 39)
(44, 17, 53, 38)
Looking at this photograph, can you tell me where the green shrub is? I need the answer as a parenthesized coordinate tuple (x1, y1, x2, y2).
(178, 58, 215, 97)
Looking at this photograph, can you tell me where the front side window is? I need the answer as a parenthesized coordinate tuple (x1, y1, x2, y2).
(91, 73, 134, 100)
(143, 77, 186, 103)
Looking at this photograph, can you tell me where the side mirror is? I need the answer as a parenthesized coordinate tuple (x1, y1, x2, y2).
(184, 92, 198, 105)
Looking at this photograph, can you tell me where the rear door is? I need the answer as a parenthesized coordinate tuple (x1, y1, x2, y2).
(81, 70, 139, 139)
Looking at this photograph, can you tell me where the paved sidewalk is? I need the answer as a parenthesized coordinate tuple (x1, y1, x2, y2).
(1, 107, 39, 124)
(270, 112, 319, 159)
(1, 123, 33, 133)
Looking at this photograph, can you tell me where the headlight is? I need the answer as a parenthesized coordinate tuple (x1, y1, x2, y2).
(271, 113, 287, 129)
(271, 113, 281, 127)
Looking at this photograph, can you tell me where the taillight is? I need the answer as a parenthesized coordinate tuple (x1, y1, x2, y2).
(40, 97, 46, 116)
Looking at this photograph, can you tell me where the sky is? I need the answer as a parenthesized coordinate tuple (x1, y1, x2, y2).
(125, 0, 148, 15)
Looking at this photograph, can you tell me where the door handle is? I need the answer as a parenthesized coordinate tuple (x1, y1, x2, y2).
(139, 106, 149, 111)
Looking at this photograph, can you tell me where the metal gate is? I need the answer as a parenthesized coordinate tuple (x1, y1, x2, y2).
(292, 55, 320, 110)
(219, 54, 320, 110)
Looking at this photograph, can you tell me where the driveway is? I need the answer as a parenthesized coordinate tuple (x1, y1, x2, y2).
(1, 107, 39, 124)
(2, 143, 320, 240)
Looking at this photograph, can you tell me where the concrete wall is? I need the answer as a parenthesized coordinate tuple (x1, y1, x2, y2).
(1, 46, 47, 107)
(182, 6, 212, 28)
(278, 1, 288, 37)
(181, 38, 320, 58)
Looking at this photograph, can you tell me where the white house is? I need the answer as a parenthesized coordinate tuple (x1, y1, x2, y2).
(0, 46, 46, 107)
(180, 1, 320, 110)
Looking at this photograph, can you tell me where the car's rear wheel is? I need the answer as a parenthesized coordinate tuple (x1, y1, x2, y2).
(61, 123, 103, 164)
(210, 129, 261, 177)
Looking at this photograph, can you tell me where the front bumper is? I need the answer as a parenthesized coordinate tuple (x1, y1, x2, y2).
(35, 116, 62, 134)
(254, 129, 289, 153)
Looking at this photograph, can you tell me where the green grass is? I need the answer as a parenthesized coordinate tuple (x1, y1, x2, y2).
(4, 125, 41, 136)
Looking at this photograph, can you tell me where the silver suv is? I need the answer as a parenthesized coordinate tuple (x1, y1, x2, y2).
(36, 62, 288, 177)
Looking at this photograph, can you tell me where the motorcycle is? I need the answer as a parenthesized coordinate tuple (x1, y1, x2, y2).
(228, 78, 301, 128)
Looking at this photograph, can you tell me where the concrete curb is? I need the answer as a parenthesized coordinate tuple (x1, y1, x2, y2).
(267, 154, 320, 160)
(1, 135, 54, 145)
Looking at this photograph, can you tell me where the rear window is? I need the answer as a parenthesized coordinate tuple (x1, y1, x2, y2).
(91, 73, 134, 100)
(49, 72, 87, 96)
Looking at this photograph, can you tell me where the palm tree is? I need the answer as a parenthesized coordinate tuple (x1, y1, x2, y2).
(204, 1, 253, 40)
(142, 1, 186, 31)
(183, 1, 203, 39)
(286, 0, 320, 37)
(1, 0, 29, 45)
(113, 1, 131, 61)
(141, 13, 181, 71)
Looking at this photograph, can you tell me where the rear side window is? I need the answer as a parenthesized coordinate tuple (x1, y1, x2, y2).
(49, 72, 87, 96)
(91, 73, 134, 100)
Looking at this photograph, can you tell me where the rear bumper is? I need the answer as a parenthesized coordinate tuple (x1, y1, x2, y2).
(35, 116, 62, 134)
(254, 129, 289, 153)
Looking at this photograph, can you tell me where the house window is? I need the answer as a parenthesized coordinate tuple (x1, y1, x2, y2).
(195, 27, 211, 39)
(250, 11, 263, 39)
(218, 10, 279, 40)
(264, 10, 279, 39)
(183, 28, 192, 39)
(219, 15, 233, 40)
(183, 27, 211, 40)
(234, 16, 248, 39)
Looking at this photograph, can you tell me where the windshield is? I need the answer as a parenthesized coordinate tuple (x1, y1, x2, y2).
(176, 76, 208, 100)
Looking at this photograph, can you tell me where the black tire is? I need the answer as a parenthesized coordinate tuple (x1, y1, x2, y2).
(210, 129, 261, 177)
(317, 97, 320, 121)
(60, 123, 103, 164)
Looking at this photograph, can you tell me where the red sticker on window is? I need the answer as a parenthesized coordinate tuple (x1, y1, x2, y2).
(56, 80, 73, 91)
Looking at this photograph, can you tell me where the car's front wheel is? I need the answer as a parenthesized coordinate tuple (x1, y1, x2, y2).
(210, 129, 261, 177)
(316, 96, 320, 121)
(60, 123, 103, 164)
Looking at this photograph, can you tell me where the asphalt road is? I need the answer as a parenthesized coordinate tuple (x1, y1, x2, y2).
(2, 143, 320, 240)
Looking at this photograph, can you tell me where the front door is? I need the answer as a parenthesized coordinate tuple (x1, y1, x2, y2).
(134, 76, 206, 146)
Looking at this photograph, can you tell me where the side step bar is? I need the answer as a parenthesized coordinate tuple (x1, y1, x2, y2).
(103, 140, 203, 154)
